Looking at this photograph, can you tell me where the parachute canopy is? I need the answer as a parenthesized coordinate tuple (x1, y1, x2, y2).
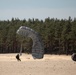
(17, 26, 44, 59)
(71, 53, 76, 61)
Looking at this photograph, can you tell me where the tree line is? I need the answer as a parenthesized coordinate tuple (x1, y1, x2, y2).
(0, 17, 76, 55)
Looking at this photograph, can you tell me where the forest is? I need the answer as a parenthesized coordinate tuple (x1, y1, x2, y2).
(0, 17, 76, 55)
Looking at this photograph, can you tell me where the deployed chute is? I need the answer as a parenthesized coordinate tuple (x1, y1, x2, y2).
(16, 26, 44, 60)
(71, 53, 76, 61)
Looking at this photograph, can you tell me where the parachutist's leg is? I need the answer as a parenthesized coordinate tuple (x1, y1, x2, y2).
(16, 54, 21, 61)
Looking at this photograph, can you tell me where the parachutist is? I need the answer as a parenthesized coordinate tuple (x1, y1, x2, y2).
(16, 54, 21, 61)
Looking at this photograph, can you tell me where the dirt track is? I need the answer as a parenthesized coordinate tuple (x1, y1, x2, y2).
(0, 54, 76, 75)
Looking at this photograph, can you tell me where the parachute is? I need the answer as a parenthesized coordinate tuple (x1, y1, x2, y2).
(71, 53, 76, 61)
(16, 26, 44, 60)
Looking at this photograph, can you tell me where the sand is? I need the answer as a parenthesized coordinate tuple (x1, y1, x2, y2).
(0, 53, 76, 75)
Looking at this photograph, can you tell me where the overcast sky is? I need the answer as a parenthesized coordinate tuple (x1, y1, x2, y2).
(0, 0, 76, 20)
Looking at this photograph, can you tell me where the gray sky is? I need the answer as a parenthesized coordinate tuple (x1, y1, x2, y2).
(0, 0, 76, 20)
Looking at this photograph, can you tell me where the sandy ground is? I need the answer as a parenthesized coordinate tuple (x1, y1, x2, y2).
(0, 53, 76, 75)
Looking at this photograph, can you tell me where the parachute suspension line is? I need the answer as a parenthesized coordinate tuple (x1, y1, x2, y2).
(16, 42, 22, 61)
(20, 43, 22, 56)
